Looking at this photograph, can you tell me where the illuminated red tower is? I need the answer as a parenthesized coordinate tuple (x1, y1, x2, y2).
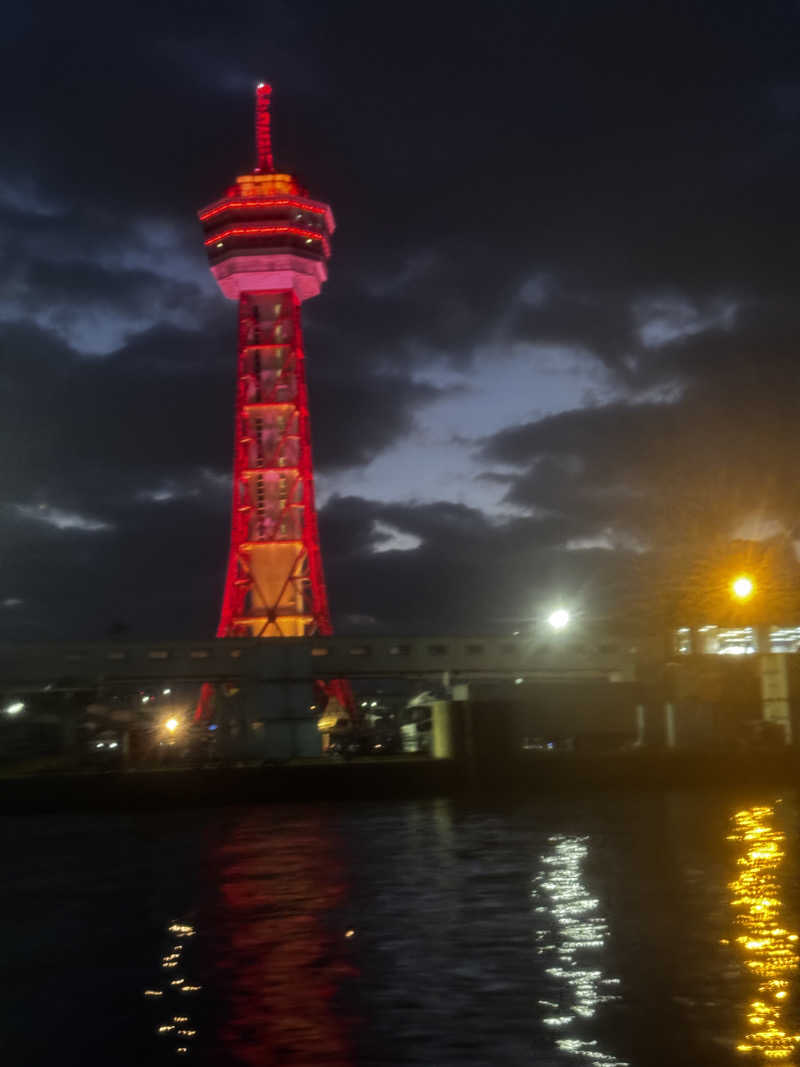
(199, 84, 334, 640)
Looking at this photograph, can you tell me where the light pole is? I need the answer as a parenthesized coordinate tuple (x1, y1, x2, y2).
(727, 572, 790, 744)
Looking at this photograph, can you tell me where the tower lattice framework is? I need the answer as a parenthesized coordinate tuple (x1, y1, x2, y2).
(198, 84, 337, 644)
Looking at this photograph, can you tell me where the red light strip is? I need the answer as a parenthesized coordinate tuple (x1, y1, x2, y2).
(199, 199, 327, 223)
(241, 344, 290, 351)
(205, 225, 318, 244)
(205, 225, 329, 256)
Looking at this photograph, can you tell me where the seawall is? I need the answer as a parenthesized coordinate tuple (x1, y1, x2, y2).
(1, 752, 800, 814)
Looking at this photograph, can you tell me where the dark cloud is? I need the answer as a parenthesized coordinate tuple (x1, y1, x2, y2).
(307, 371, 442, 471)
(319, 495, 634, 633)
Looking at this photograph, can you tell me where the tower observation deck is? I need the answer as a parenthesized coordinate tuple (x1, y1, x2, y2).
(198, 84, 335, 641)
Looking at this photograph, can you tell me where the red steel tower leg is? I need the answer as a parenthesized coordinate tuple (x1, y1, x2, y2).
(217, 289, 331, 638)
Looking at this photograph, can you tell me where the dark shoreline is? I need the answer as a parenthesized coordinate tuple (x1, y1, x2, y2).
(1, 751, 799, 814)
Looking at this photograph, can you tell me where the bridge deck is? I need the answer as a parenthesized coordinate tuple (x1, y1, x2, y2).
(0, 636, 635, 688)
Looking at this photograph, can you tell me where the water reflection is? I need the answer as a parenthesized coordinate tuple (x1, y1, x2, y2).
(728, 803, 800, 1061)
(216, 810, 355, 1065)
(142, 918, 202, 1056)
(533, 834, 627, 1066)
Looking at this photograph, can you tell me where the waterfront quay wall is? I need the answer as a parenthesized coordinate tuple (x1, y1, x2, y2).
(3, 749, 800, 815)
(430, 658, 800, 763)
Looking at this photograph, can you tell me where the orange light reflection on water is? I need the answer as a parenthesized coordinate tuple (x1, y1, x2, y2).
(728, 804, 800, 1061)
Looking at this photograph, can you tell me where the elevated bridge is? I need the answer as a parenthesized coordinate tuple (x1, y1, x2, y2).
(0, 635, 636, 690)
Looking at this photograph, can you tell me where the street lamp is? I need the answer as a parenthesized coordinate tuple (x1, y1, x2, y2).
(547, 608, 570, 631)
(164, 717, 180, 734)
(731, 575, 754, 602)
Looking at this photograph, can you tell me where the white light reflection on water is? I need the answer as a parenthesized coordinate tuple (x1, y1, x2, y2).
(533, 835, 627, 1066)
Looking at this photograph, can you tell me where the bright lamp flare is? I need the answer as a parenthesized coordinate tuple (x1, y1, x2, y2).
(732, 575, 755, 601)
(164, 717, 180, 734)
(548, 608, 570, 631)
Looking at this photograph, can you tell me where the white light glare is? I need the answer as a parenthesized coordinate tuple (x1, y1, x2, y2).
(4, 701, 24, 715)
(548, 608, 570, 631)
(162, 688, 171, 696)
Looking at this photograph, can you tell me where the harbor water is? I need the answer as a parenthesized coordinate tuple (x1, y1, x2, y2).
(3, 788, 800, 1065)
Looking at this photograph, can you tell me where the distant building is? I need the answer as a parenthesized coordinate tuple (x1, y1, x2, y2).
(675, 625, 800, 656)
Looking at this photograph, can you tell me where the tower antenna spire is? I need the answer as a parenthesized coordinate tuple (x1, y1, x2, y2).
(255, 82, 274, 173)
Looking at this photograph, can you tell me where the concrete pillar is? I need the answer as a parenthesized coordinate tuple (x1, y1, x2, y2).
(755, 625, 771, 655)
(664, 702, 677, 749)
(635, 704, 646, 746)
(759, 653, 792, 745)
(431, 700, 454, 758)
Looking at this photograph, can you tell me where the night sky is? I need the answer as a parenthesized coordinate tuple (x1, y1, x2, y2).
(2, 1, 799, 639)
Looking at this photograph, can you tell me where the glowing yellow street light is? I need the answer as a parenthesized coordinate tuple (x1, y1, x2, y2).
(731, 575, 755, 602)
(164, 717, 180, 734)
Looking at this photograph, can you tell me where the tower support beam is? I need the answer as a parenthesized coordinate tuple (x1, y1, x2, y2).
(218, 290, 332, 639)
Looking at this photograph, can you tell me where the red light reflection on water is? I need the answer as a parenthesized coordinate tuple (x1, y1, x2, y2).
(215, 811, 358, 1065)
